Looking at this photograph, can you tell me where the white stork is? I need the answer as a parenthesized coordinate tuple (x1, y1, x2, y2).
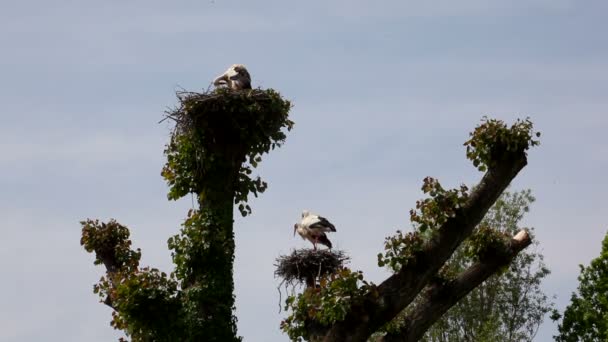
(213, 64, 252, 90)
(293, 210, 337, 250)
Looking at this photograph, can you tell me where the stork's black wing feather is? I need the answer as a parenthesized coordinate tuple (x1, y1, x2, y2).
(317, 234, 333, 249)
(310, 216, 336, 232)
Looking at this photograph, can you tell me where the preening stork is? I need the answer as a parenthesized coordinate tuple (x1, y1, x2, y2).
(293, 210, 337, 250)
(213, 64, 252, 90)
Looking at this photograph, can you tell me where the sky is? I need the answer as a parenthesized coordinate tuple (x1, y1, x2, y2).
(1, 0, 607, 341)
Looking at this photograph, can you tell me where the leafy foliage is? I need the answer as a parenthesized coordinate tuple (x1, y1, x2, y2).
(281, 268, 375, 341)
(377, 230, 425, 272)
(80, 219, 141, 272)
(463, 224, 512, 261)
(554, 231, 608, 341)
(377, 178, 469, 272)
(109, 268, 181, 339)
(161, 88, 291, 340)
(411, 177, 469, 233)
(464, 117, 540, 172)
(81, 220, 183, 341)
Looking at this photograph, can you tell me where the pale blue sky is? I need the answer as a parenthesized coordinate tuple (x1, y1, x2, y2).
(1, 1, 607, 341)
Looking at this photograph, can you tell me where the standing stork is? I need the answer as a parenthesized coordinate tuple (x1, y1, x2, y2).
(213, 64, 252, 90)
(293, 210, 337, 250)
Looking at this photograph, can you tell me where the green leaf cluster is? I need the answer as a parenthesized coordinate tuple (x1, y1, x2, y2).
(109, 268, 182, 340)
(281, 268, 375, 341)
(464, 117, 540, 172)
(554, 231, 608, 341)
(377, 178, 468, 272)
(80, 219, 141, 273)
(463, 224, 511, 262)
(411, 177, 469, 233)
(81, 220, 184, 341)
(377, 230, 424, 272)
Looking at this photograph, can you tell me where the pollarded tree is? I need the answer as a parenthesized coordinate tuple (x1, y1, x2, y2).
(553, 230, 608, 341)
(420, 189, 554, 342)
(279, 117, 541, 341)
(80, 88, 293, 342)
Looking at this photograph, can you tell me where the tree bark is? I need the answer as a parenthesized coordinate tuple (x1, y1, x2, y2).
(96, 242, 122, 310)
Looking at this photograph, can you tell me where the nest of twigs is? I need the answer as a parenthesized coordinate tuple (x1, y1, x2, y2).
(275, 249, 349, 287)
(162, 88, 293, 147)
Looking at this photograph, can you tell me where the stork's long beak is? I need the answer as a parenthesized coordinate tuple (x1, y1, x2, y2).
(213, 74, 228, 86)
(214, 68, 239, 86)
(293, 224, 297, 236)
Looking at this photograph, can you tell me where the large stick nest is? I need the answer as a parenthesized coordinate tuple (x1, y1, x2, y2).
(275, 249, 349, 285)
(163, 88, 293, 147)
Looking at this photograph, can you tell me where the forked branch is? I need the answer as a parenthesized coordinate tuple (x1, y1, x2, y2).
(322, 152, 528, 341)
(379, 230, 532, 342)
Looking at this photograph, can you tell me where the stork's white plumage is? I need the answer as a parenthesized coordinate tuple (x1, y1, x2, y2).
(293, 210, 337, 250)
(213, 64, 252, 90)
